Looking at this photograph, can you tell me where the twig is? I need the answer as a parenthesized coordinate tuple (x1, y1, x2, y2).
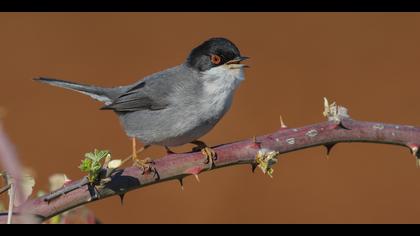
(7, 182, 14, 224)
(43, 177, 90, 203)
(0, 113, 26, 215)
(0, 184, 11, 195)
(1, 98, 420, 223)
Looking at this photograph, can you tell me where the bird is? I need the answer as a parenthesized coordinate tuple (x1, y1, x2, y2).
(34, 37, 249, 172)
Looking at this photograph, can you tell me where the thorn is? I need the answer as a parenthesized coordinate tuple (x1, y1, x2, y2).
(178, 178, 184, 191)
(324, 143, 336, 159)
(411, 146, 419, 157)
(194, 174, 200, 183)
(280, 115, 287, 129)
(251, 163, 257, 173)
(408, 144, 420, 168)
(118, 194, 125, 206)
(323, 97, 329, 108)
(63, 175, 72, 185)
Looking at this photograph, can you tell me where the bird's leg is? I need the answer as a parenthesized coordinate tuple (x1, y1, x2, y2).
(122, 138, 153, 174)
(132, 136, 137, 160)
(191, 140, 217, 169)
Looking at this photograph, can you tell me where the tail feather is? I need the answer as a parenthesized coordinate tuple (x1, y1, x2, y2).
(34, 77, 112, 105)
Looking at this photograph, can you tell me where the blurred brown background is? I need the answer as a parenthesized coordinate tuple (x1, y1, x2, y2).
(1, 13, 420, 223)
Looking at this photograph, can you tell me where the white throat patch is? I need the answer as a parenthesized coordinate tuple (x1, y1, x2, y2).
(201, 65, 245, 95)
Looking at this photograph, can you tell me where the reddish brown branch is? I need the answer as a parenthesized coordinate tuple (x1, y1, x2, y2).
(1, 99, 420, 223)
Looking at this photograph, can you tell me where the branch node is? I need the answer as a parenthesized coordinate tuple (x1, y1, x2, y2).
(323, 97, 350, 122)
(255, 148, 279, 178)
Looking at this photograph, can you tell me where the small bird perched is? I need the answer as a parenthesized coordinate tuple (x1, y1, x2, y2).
(34, 37, 249, 171)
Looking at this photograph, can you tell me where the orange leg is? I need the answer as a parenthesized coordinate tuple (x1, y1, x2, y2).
(132, 137, 137, 160)
(122, 138, 152, 173)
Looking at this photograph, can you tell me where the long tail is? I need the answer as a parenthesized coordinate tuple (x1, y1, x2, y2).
(34, 77, 113, 105)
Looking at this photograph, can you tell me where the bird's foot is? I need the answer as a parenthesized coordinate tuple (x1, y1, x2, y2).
(121, 138, 155, 175)
(133, 157, 156, 175)
(191, 141, 217, 170)
(202, 147, 217, 169)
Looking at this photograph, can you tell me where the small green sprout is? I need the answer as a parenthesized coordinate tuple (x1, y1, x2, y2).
(79, 149, 110, 183)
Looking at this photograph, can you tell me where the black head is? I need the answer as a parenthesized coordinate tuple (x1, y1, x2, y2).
(186, 38, 248, 72)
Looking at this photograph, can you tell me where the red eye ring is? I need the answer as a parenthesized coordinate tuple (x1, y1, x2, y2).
(210, 54, 222, 65)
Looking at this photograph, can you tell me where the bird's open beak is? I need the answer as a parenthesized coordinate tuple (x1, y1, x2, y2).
(226, 56, 250, 69)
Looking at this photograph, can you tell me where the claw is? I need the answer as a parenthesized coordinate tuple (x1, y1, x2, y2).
(202, 147, 217, 168)
(133, 157, 156, 175)
(191, 141, 217, 170)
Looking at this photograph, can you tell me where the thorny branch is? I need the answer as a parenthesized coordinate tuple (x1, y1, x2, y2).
(1, 98, 420, 223)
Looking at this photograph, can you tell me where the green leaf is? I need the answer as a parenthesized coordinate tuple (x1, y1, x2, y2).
(95, 150, 109, 162)
(92, 163, 102, 172)
(79, 159, 92, 172)
(79, 149, 112, 183)
(84, 152, 97, 161)
(85, 149, 109, 162)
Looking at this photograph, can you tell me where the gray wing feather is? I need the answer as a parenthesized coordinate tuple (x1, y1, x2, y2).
(101, 66, 188, 113)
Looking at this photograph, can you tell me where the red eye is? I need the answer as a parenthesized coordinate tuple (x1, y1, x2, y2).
(210, 54, 221, 65)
